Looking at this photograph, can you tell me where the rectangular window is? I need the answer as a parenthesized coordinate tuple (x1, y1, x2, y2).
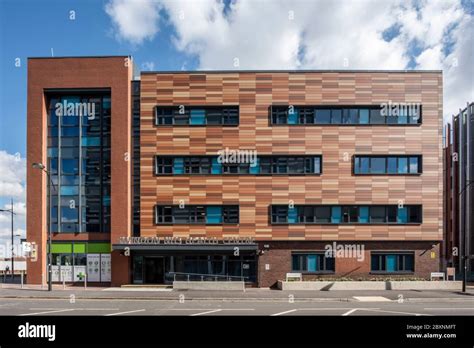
(271, 205, 421, 224)
(371, 253, 414, 273)
(315, 109, 331, 124)
(155, 205, 238, 224)
(354, 155, 422, 175)
(155, 155, 321, 175)
(291, 253, 335, 273)
(271, 106, 422, 125)
(155, 106, 239, 125)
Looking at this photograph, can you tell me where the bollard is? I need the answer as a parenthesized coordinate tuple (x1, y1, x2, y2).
(84, 273, 87, 289)
(21, 271, 24, 289)
(41, 274, 44, 289)
(62, 271, 66, 290)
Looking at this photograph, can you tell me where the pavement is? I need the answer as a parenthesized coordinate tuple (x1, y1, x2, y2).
(0, 284, 474, 316)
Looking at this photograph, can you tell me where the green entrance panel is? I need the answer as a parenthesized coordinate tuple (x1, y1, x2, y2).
(73, 243, 86, 253)
(87, 243, 111, 253)
(51, 243, 73, 253)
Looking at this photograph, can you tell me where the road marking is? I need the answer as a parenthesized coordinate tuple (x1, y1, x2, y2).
(424, 308, 474, 310)
(190, 309, 222, 316)
(20, 309, 75, 316)
(353, 296, 391, 302)
(271, 309, 298, 316)
(105, 309, 146, 316)
(342, 308, 359, 316)
(29, 308, 120, 311)
(165, 308, 254, 311)
(356, 308, 428, 316)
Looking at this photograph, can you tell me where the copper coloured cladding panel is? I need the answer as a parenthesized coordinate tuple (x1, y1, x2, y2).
(140, 72, 443, 242)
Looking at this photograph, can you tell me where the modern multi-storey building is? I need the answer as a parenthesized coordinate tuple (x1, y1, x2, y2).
(27, 56, 443, 287)
(443, 102, 474, 278)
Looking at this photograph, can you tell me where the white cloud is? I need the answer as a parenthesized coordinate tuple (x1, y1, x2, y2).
(0, 150, 26, 256)
(105, 0, 162, 45)
(141, 61, 155, 71)
(106, 0, 473, 120)
(0, 150, 26, 197)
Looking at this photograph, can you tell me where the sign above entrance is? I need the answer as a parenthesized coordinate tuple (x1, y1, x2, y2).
(118, 236, 256, 246)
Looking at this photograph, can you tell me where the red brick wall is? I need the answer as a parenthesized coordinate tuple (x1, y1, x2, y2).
(257, 241, 440, 288)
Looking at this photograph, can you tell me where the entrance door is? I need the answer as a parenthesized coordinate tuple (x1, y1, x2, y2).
(144, 257, 164, 284)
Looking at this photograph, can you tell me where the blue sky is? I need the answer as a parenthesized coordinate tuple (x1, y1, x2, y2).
(0, 0, 472, 246)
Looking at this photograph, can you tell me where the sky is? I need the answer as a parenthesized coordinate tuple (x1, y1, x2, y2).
(0, 0, 473, 253)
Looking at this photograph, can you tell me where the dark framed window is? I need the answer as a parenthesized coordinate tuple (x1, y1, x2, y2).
(291, 253, 335, 273)
(155, 155, 321, 175)
(354, 155, 422, 175)
(270, 105, 422, 125)
(271, 205, 422, 224)
(155, 205, 239, 224)
(371, 253, 414, 273)
(155, 106, 239, 126)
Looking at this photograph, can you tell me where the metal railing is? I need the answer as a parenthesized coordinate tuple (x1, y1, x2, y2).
(168, 272, 249, 282)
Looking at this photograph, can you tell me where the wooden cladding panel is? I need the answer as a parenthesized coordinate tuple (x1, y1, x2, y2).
(140, 72, 443, 241)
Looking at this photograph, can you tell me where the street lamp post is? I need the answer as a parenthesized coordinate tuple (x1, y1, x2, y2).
(0, 199, 16, 281)
(32, 162, 55, 291)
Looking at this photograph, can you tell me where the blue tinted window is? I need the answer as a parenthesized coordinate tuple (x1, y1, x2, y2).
(397, 207, 408, 223)
(61, 127, 79, 136)
(398, 157, 408, 173)
(409, 157, 419, 173)
(386, 255, 396, 272)
(173, 158, 184, 174)
(61, 159, 79, 174)
(314, 157, 321, 174)
(60, 207, 78, 223)
(190, 109, 206, 125)
(206, 206, 222, 224)
(370, 158, 385, 174)
(81, 137, 100, 146)
(331, 206, 341, 223)
(315, 109, 331, 124)
(397, 108, 408, 124)
(354, 157, 360, 174)
(60, 186, 79, 195)
(307, 255, 317, 272)
(249, 157, 260, 174)
(387, 157, 397, 173)
(359, 109, 369, 124)
(211, 157, 222, 174)
(360, 157, 369, 173)
(359, 206, 369, 223)
(288, 108, 298, 124)
(288, 207, 297, 223)
(331, 109, 342, 124)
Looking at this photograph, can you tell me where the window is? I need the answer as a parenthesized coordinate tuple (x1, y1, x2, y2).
(155, 205, 239, 224)
(272, 205, 422, 225)
(271, 206, 288, 223)
(270, 105, 422, 125)
(155, 157, 173, 174)
(371, 253, 414, 273)
(370, 206, 387, 223)
(315, 109, 331, 124)
(370, 157, 386, 174)
(291, 253, 335, 273)
(155, 106, 239, 125)
(354, 156, 422, 175)
(156, 155, 322, 175)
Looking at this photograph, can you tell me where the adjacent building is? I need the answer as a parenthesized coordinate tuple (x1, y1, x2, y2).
(443, 102, 474, 278)
(27, 56, 443, 287)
